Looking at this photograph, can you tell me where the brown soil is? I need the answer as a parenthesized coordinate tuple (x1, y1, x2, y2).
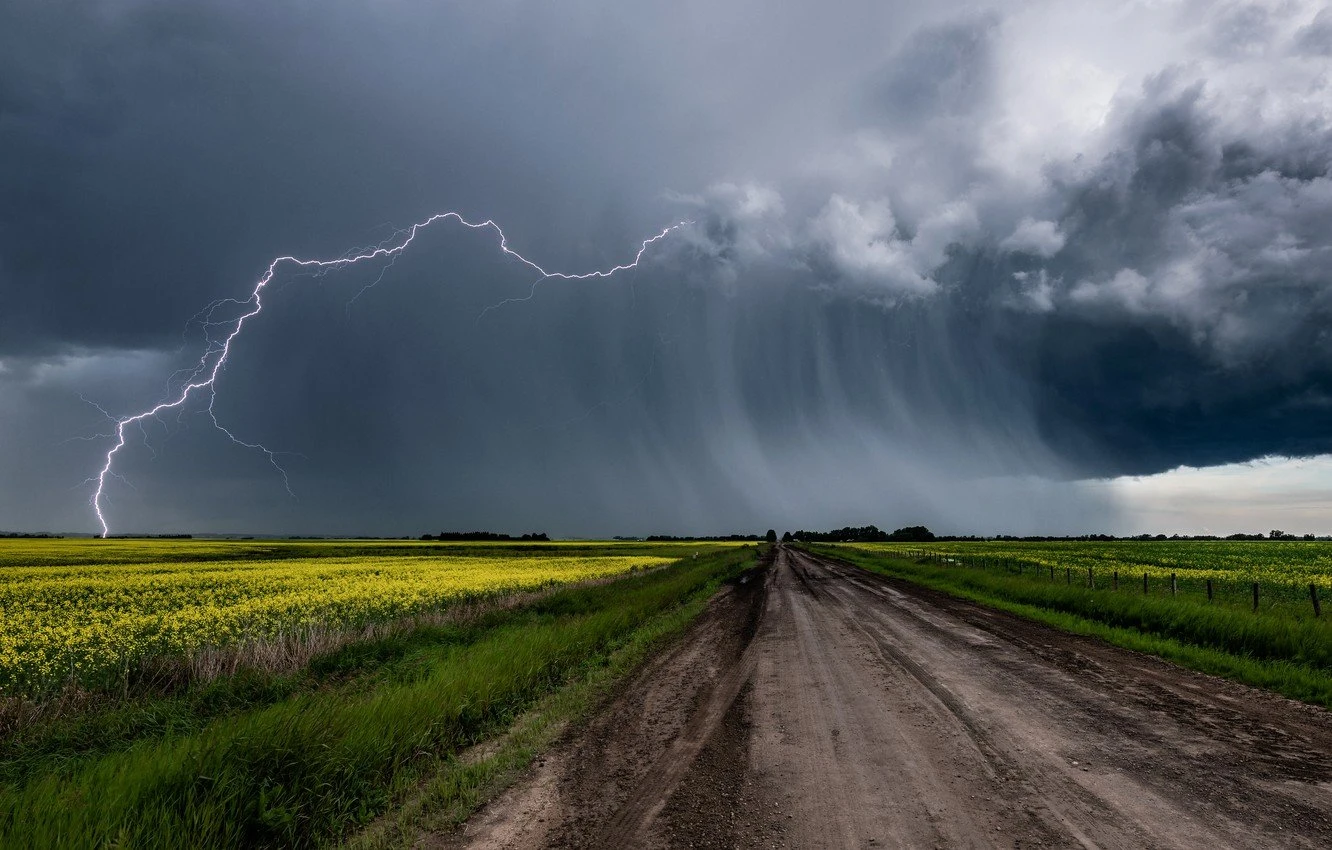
(437, 546, 1332, 848)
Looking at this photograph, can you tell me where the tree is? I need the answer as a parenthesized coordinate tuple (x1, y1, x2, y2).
(887, 525, 935, 542)
(765, 529, 777, 543)
(781, 531, 793, 542)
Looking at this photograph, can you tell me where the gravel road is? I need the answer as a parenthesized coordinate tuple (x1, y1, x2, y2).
(440, 545, 1332, 848)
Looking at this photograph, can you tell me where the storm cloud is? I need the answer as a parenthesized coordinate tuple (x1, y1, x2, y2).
(2, 0, 1330, 536)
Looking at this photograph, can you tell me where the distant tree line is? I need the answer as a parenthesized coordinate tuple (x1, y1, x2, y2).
(0, 532, 64, 539)
(105, 534, 192, 539)
(412, 527, 1329, 545)
(420, 531, 550, 541)
(786, 525, 936, 543)
(642, 533, 764, 542)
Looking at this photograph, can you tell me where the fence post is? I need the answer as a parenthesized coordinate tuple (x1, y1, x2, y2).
(1143, 572, 1149, 594)
(1207, 579, 1213, 602)
(1252, 582, 1260, 612)
(1113, 570, 1119, 591)
(1088, 566, 1094, 589)
(1066, 567, 1071, 585)
(1311, 583, 1321, 618)
(1050, 565, 1054, 581)
(1171, 573, 1177, 597)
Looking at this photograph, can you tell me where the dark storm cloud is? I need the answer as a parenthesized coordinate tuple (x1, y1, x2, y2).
(0, 0, 702, 354)
(1008, 66, 1332, 473)
(1294, 9, 1332, 54)
(3, 0, 1331, 536)
(874, 12, 1000, 123)
(675, 2, 1332, 481)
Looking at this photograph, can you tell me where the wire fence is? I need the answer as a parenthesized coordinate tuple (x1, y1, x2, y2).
(889, 548, 1325, 620)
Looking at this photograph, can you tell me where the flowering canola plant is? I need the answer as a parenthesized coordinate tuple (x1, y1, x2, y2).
(0, 540, 677, 695)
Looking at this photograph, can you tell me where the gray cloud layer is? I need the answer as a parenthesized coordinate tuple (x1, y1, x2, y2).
(2, 0, 1330, 535)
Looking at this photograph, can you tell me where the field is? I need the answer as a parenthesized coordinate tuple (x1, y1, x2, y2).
(858, 539, 1332, 589)
(4, 538, 1330, 847)
(848, 539, 1332, 616)
(817, 540, 1332, 706)
(0, 539, 697, 697)
(0, 539, 756, 848)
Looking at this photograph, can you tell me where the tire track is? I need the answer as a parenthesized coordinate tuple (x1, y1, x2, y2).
(443, 545, 1332, 849)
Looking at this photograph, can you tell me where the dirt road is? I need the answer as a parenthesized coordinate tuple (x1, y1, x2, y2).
(442, 546, 1332, 848)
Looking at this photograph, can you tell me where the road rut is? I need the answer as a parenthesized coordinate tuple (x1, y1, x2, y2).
(442, 546, 1332, 848)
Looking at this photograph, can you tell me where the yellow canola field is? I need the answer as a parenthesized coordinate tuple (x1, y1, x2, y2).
(0, 549, 674, 695)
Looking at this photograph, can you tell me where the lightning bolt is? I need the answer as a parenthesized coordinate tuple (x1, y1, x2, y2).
(90, 212, 690, 537)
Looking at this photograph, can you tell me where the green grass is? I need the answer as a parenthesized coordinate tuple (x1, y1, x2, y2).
(0, 546, 756, 849)
(0, 621, 481, 789)
(850, 539, 1332, 612)
(342, 564, 729, 849)
(812, 544, 1332, 709)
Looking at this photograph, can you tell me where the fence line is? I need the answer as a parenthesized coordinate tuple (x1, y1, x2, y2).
(887, 548, 1324, 618)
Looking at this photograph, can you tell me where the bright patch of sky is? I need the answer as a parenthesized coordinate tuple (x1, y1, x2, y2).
(1091, 455, 1332, 537)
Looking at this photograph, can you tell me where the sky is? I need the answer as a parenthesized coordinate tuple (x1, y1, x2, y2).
(2, 0, 1332, 537)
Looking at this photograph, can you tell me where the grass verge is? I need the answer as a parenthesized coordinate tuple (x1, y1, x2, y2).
(0, 547, 756, 849)
(340, 568, 726, 849)
(812, 545, 1332, 710)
